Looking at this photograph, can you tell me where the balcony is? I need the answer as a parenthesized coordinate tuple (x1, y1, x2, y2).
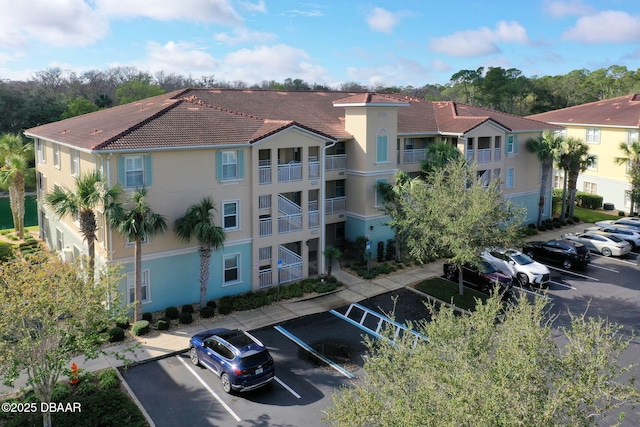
(259, 218, 272, 237)
(401, 149, 427, 164)
(325, 196, 346, 215)
(477, 148, 491, 163)
(325, 154, 346, 171)
(278, 162, 302, 182)
(259, 159, 271, 184)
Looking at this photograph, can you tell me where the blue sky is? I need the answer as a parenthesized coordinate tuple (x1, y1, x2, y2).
(2, 0, 640, 87)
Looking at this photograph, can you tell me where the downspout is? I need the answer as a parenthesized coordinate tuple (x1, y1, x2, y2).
(321, 140, 338, 276)
(106, 153, 113, 262)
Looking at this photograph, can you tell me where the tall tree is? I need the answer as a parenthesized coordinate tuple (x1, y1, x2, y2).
(526, 130, 564, 227)
(45, 170, 120, 275)
(564, 137, 596, 219)
(325, 292, 640, 426)
(388, 159, 525, 295)
(377, 171, 416, 261)
(111, 187, 166, 321)
(615, 141, 640, 215)
(0, 252, 127, 427)
(0, 134, 33, 238)
(421, 141, 462, 175)
(115, 74, 165, 105)
(174, 197, 226, 308)
(322, 246, 342, 277)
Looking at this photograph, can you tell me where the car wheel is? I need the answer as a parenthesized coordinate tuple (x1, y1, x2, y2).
(220, 373, 232, 394)
(189, 347, 199, 366)
(562, 259, 573, 270)
(601, 247, 612, 257)
(516, 272, 529, 287)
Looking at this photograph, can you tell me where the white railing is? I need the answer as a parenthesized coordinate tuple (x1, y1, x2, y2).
(325, 196, 346, 214)
(258, 194, 271, 210)
(259, 159, 271, 184)
(259, 269, 272, 288)
(309, 161, 320, 179)
(278, 162, 302, 182)
(402, 149, 427, 164)
(278, 264, 303, 284)
(279, 245, 302, 265)
(278, 194, 302, 215)
(494, 148, 501, 161)
(325, 154, 347, 171)
(259, 218, 272, 237)
(259, 246, 271, 261)
(308, 210, 319, 228)
(465, 151, 473, 161)
(278, 214, 303, 233)
(477, 148, 491, 163)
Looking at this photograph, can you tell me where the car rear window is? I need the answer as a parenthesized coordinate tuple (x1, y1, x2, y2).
(238, 350, 271, 368)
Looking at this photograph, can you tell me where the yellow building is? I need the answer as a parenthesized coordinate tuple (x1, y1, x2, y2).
(529, 94, 640, 213)
(26, 89, 558, 312)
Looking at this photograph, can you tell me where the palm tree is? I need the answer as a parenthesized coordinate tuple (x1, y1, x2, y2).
(526, 130, 564, 227)
(564, 137, 596, 219)
(421, 141, 461, 175)
(174, 197, 226, 308)
(0, 134, 33, 239)
(615, 141, 640, 215)
(555, 148, 571, 222)
(322, 246, 342, 277)
(45, 170, 121, 275)
(111, 187, 166, 321)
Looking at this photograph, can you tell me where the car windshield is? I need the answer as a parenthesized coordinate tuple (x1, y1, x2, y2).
(479, 261, 498, 274)
(510, 253, 533, 265)
(238, 350, 271, 368)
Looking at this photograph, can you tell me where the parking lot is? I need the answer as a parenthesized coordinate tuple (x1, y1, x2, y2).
(122, 250, 640, 427)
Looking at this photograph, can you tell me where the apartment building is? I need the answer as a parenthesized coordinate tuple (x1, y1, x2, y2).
(26, 89, 557, 312)
(529, 94, 640, 213)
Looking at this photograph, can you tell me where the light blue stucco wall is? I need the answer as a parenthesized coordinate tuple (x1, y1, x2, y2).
(116, 242, 252, 313)
(345, 215, 396, 254)
(505, 190, 552, 225)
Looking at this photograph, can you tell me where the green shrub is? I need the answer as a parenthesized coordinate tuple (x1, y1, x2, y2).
(115, 319, 130, 330)
(575, 192, 603, 209)
(553, 222, 561, 228)
(566, 219, 574, 225)
(165, 306, 179, 320)
(51, 382, 71, 402)
(98, 369, 120, 390)
(315, 281, 338, 293)
(206, 299, 217, 309)
(131, 320, 150, 336)
(76, 378, 97, 396)
(218, 297, 233, 315)
(619, 210, 626, 216)
(108, 326, 125, 343)
(142, 312, 152, 322)
(200, 305, 215, 318)
(179, 312, 193, 324)
(157, 318, 170, 331)
(181, 304, 194, 314)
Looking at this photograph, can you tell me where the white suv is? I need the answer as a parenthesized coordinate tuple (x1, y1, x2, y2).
(481, 248, 550, 288)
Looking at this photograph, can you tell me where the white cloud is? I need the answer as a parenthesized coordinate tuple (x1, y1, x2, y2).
(562, 11, 640, 43)
(428, 21, 529, 57)
(0, 0, 108, 48)
(281, 9, 324, 18)
(542, 0, 596, 18)
(239, 0, 266, 13)
(214, 28, 277, 46)
(96, 0, 243, 25)
(219, 44, 331, 84)
(345, 58, 436, 87)
(125, 41, 218, 76)
(366, 7, 400, 34)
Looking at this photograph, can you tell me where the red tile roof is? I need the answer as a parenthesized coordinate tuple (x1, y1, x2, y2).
(528, 94, 640, 127)
(25, 89, 559, 152)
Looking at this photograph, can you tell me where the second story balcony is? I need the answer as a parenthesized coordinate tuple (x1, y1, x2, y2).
(325, 196, 346, 215)
(325, 154, 346, 171)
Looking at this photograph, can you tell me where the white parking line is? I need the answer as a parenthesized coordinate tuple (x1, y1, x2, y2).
(512, 286, 552, 298)
(274, 376, 301, 399)
(546, 265, 599, 281)
(176, 355, 242, 423)
(588, 263, 619, 273)
(548, 280, 576, 290)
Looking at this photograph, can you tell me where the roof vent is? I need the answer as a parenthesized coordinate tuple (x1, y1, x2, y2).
(91, 129, 102, 135)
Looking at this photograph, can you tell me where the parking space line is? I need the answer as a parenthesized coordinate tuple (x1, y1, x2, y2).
(548, 280, 576, 290)
(274, 376, 301, 399)
(588, 263, 619, 273)
(273, 325, 355, 379)
(176, 355, 242, 423)
(512, 286, 553, 298)
(546, 265, 599, 281)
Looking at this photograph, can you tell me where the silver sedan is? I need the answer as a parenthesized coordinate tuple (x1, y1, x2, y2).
(562, 231, 632, 257)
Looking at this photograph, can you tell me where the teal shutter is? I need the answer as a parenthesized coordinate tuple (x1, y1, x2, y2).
(117, 156, 125, 186)
(237, 150, 244, 178)
(144, 154, 152, 186)
(216, 151, 223, 180)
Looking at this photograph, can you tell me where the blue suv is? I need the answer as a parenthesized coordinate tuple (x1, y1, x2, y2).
(189, 328, 275, 393)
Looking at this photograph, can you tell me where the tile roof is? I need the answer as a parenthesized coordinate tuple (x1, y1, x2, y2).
(25, 89, 560, 152)
(527, 94, 640, 127)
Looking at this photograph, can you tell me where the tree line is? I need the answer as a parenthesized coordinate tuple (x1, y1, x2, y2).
(2, 64, 640, 135)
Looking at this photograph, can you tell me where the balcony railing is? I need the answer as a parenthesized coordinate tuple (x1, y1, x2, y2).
(325, 154, 346, 171)
(278, 214, 303, 233)
(325, 196, 346, 215)
(402, 149, 427, 164)
(259, 159, 271, 184)
(278, 162, 302, 182)
(465, 151, 473, 161)
(494, 148, 501, 161)
(259, 218, 272, 237)
(477, 148, 491, 163)
(309, 161, 320, 179)
(258, 269, 272, 288)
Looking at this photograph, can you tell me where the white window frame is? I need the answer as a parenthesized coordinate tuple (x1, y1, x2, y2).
(222, 200, 239, 231)
(375, 178, 388, 208)
(55, 228, 63, 251)
(71, 149, 80, 176)
(587, 155, 598, 171)
(222, 150, 238, 179)
(223, 253, 241, 286)
(37, 139, 46, 164)
(505, 168, 515, 189)
(586, 128, 600, 144)
(125, 233, 149, 246)
(53, 144, 60, 168)
(95, 155, 104, 176)
(124, 155, 145, 188)
(628, 129, 639, 144)
(127, 269, 150, 304)
(506, 135, 516, 155)
(583, 181, 597, 194)
(376, 129, 389, 163)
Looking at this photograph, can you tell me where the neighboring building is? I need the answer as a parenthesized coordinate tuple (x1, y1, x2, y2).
(529, 94, 640, 213)
(25, 89, 557, 312)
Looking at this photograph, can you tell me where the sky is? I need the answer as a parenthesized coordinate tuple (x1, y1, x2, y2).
(2, 0, 640, 88)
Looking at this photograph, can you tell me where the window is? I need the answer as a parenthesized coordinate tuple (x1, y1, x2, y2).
(506, 135, 517, 155)
(404, 138, 414, 150)
(223, 254, 240, 285)
(583, 181, 597, 194)
(119, 155, 152, 188)
(506, 168, 515, 188)
(375, 178, 388, 207)
(335, 180, 345, 197)
(222, 201, 239, 230)
(127, 270, 150, 304)
(587, 155, 598, 171)
(56, 228, 64, 251)
(222, 151, 237, 179)
(628, 130, 639, 144)
(95, 155, 104, 176)
(586, 128, 600, 143)
(36, 139, 46, 164)
(376, 129, 388, 163)
(53, 145, 60, 168)
(125, 233, 149, 246)
(70, 149, 80, 176)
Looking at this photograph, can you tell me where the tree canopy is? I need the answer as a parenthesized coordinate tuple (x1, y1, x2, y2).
(325, 292, 640, 426)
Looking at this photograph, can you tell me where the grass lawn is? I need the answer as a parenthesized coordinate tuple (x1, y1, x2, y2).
(572, 206, 620, 223)
(414, 277, 488, 311)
